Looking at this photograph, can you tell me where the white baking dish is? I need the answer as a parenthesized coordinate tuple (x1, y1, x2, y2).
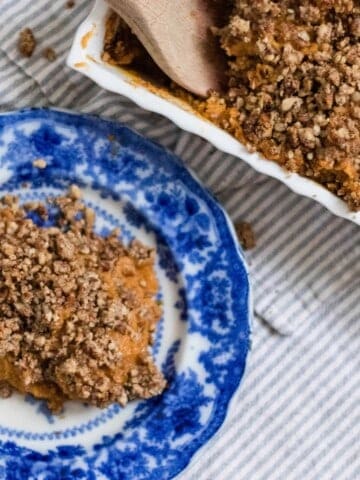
(67, 0, 360, 225)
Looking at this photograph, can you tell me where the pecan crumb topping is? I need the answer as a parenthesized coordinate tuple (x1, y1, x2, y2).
(0, 188, 165, 412)
(103, 2, 360, 210)
(205, 0, 360, 210)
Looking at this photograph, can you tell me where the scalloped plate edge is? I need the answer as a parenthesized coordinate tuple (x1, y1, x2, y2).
(0, 107, 253, 479)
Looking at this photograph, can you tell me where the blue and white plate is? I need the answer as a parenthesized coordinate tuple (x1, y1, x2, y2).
(0, 109, 250, 480)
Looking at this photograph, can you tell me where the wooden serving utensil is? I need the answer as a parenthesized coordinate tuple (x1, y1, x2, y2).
(105, 0, 225, 97)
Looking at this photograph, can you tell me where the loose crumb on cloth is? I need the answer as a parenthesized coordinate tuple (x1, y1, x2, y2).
(18, 29, 56, 62)
(42, 47, 57, 62)
(18, 28, 36, 57)
(235, 221, 256, 250)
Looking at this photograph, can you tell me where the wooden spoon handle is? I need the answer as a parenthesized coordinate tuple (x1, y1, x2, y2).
(106, 0, 224, 96)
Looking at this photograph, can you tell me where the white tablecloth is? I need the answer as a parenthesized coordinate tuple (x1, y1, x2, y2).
(0, 1, 359, 478)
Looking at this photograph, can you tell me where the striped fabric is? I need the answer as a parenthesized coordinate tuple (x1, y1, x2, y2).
(0, 1, 359, 479)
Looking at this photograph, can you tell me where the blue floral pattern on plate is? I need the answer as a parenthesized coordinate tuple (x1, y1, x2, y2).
(0, 109, 250, 480)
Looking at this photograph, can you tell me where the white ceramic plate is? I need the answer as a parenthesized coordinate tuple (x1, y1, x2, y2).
(67, 0, 360, 226)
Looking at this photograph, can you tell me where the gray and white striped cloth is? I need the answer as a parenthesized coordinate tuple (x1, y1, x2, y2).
(0, 1, 359, 479)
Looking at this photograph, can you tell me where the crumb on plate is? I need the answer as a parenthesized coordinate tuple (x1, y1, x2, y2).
(33, 158, 47, 169)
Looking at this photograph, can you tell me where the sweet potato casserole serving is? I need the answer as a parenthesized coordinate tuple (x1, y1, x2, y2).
(0, 187, 165, 412)
(103, 0, 360, 210)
